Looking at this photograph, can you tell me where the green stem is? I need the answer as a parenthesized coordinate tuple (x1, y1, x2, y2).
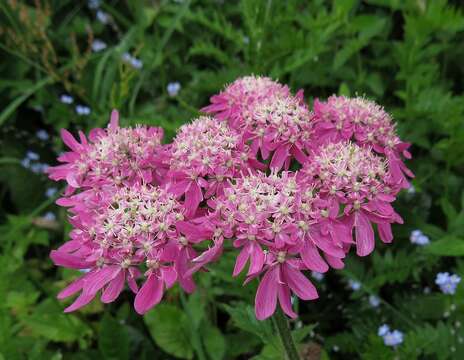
(179, 290, 207, 360)
(272, 307, 300, 360)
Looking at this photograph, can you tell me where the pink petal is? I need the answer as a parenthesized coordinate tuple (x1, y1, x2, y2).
(134, 274, 164, 314)
(83, 266, 120, 296)
(101, 270, 125, 303)
(300, 241, 329, 273)
(324, 254, 345, 269)
(278, 284, 297, 319)
(255, 266, 279, 320)
(378, 222, 393, 243)
(270, 144, 290, 171)
(233, 246, 250, 277)
(248, 243, 265, 276)
(64, 292, 95, 313)
(354, 211, 375, 256)
(50, 250, 91, 269)
(184, 181, 203, 217)
(57, 275, 86, 299)
(60, 129, 81, 152)
(282, 263, 318, 301)
(109, 109, 119, 129)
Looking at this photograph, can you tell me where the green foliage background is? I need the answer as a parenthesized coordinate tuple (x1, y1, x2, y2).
(1, 0, 464, 359)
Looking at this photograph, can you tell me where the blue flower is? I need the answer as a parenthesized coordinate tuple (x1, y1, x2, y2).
(311, 271, 324, 281)
(60, 94, 74, 104)
(26, 151, 40, 161)
(369, 295, 380, 308)
(167, 82, 181, 97)
(96, 10, 110, 24)
(130, 57, 143, 69)
(121, 53, 143, 70)
(383, 330, 404, 347)
(435, 272, 461, 295)
(348, 279, 361, 291)
(410, 229, 429, 246)
(378, 324, 390, 336)
(92, 39, 107, 52)
(46, 187, 58, 198)
(43, 211, 56, 221)
(36, 129, 49, 141)
(76, 105, 91, 115)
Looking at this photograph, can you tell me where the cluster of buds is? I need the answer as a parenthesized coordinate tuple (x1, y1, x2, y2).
(49, 76, 413, 319)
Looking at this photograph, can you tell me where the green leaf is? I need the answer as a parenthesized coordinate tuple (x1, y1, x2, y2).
(222, 303, 275, 345)
(98, 313, 129, 360)
(202, 325, 226, 360)
(186, 292, 205, 329)
(144, 304, 194, 359)
(425, 236, 464, 256)
(23, 299, 92, 343)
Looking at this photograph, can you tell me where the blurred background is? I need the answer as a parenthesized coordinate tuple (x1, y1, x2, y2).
(1, 0, 464, 359)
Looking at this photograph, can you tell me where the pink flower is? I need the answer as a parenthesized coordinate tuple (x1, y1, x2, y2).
(47, 110, 166, 194)
(167, 116, 261, 216)
(51, 184, 191, 313)
(312, 96, 414, 188)
(191, 171, 346, 319)
(303, 142, 403, 256)
(202, 75, 292, 130)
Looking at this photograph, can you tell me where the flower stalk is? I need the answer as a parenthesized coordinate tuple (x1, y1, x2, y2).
(272, 307, 301, 360)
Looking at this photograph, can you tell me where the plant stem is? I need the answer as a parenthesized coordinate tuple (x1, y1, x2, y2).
(272, 307, 301, 360)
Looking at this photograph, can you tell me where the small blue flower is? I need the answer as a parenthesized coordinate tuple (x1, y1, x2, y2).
(130, 57, 143, 69)
(383, 330, 404, 347)
(369, 295, 380, 308)
(26, 151, 40, 161)
(31, 163, 49, 174)
(92, 39, 107, 52)
(167, 82, 181, 97)
(60, 94, 74, 104)
(36, 129, 49, 141)
(410, 229, 429, 246)
(43, 211, 56, 221)
(348, 279, 361, 291)
(46, 187, 58, 198)
(407, 184, 416, 195)
(311, 271, 324, 281)
(122, 52, 132, 63)
(378, 324, 390, 337)
(435, 272, 461, 295)
(96, 10, 110, 24)
(76, 105, 91, 116)
(21, 158, 31, 169)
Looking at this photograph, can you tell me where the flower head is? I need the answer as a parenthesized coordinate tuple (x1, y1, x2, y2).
(194, 171, 348, 319)
(410, 229, 429, 245)
(312, 95, 414, 188)
(50, 184, 205, 314)
(303, 141, 403, 256)
(435, 272, 461, 295)
(202, 75, 292, 129)
(167, 116, 261, 216)
(244, 94, 313, 169)
(167, 82, 181, 97)
(47, 110, 166, 193)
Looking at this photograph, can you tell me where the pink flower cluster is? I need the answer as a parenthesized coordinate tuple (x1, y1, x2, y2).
(49, 76, 413, 319)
